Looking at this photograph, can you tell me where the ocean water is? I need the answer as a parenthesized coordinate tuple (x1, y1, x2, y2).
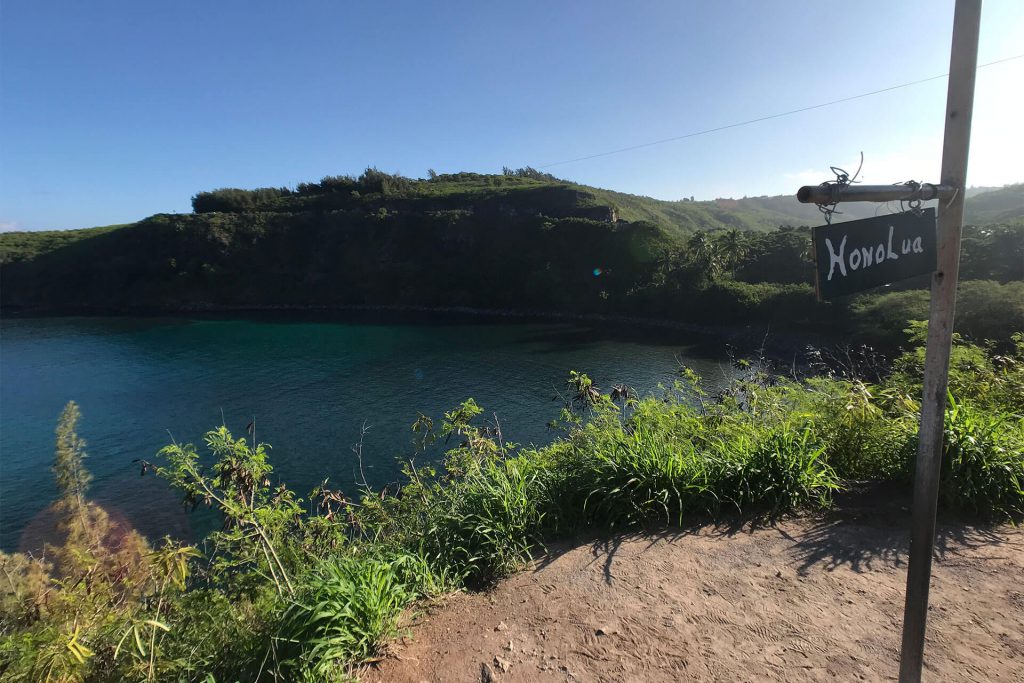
(0, 316, 733, 550)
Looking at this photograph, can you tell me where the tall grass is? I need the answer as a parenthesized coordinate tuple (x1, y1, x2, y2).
(399, 392, 841, 584)
(420, 457, 547, 587)
(727, 421, 837, 512)
(568, 418, 837, 528)
(940, 396, 1024, 520)
(277, 555, 415, 679)
(581, 425, 716, 527)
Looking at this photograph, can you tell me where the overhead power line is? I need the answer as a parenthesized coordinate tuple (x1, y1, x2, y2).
(537, 53, 1024, 169)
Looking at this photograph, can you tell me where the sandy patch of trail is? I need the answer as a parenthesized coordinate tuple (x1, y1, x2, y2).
(366, 490, 1023, 682)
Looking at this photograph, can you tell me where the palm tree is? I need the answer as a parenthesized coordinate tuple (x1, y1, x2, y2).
(686, 231, 722, 281)
(717, 229, 748, 276)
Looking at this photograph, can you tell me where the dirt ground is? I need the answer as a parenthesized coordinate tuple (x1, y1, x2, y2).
(365, 489, 1024, 682)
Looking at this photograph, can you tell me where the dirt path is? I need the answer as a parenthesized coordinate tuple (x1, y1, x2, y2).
(366, 493, 1024, 682)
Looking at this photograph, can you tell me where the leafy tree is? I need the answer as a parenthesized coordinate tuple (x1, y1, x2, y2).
(318, 174, 358, 193)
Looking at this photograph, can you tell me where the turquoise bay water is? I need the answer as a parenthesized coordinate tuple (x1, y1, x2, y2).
(0, 316, 732, 550)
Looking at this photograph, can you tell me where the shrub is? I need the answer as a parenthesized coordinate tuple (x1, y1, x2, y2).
(357, 167, 413, 196)
(0, 623, 92, 683)
(152, 588, 279, 682)
(690, 280, 819, 324)
(851, 289, 929, 341)
(955, 280, 1024, 341)
(891, 322, 1022, 413)
(804, 378, 917, 481)
(853, 281, 1024, 344)
(0, 553, 50, 631)
(191, 187, 290, 213)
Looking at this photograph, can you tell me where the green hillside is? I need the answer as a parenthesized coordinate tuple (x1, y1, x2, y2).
(964, 183, 1024, 224)
(0, 223, 132, 263)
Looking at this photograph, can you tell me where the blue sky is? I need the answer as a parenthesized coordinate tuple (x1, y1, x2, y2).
(1, 0, 1021, 230)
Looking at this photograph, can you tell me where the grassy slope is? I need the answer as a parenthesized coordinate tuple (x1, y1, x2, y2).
(583, 186, 796, 232)
(963, 183, 1024, 225)
(0, 224, 132, 263)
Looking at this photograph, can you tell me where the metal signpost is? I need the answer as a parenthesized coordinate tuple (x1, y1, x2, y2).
(796, 1, 981, 680)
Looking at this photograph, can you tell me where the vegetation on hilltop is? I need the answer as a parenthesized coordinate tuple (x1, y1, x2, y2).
(182, 174, 1023, 233)
(181, 167, 755, 230)
(1, 331, 1021, 681)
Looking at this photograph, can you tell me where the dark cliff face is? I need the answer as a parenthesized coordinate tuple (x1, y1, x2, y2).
(0, 206, 667, 315)
(0, 176, 643, 315)
(572, 205, 618, 222)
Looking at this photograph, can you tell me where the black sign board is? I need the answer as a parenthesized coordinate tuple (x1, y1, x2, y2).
(812, 208, 937, 300)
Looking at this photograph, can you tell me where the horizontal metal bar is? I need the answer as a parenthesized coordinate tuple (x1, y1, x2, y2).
(796, 183, 957, 205)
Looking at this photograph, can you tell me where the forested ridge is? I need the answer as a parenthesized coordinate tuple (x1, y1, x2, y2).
(2, 170, 1021, 345)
